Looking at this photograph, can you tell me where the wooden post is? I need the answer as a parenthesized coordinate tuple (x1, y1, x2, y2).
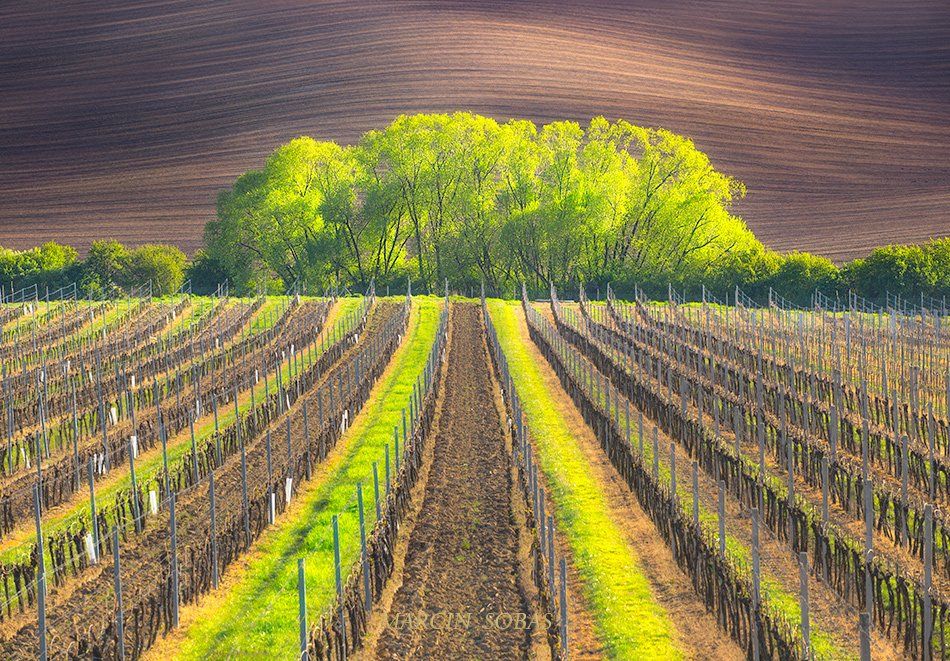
(113, 527, 125, 660)
(718, 481, 726, 556)
(829, 405, 839, 461)
(372, 462, 381, 520)
(897, 435, 909, 544)
(532, 460, 540, 520)
(670, 441, 677, 499)
(625, 400, 630, 447)
(864, 480, 874, 620)
(751, 507, 761, 661)
(799, 551, 810, 656)
(821, 456, 830, 526)
(170, 490, 179, 628)
(394, 427, 400, 473)
(332, 514, 346, 654)
(34, 485, 47, 661)
(159, 410, 170, 499)
(652, 427, 659, 480)
(539, 489, 547, 550)
(358, 483, 371, 611)
(128, 437, 141, 533)
(71, 379, 80, 490)
(714, 394, 720, 439)
(298, 557, 308, 661)
(638, 411, 644, 456)
(757, 407, 765, 491)
(692, 461, 699, 527)
(924, 503, 934, 660)
(241, 440, 250, 546)
(733, 405, 742, 456)
(787, 428, 795, 549)
(861, 419, 870, 481)
(859, 613, 871, 661)
(928, 406, 936, 500)
(210, 471, 218, 589)
(559, 558, 569, 659)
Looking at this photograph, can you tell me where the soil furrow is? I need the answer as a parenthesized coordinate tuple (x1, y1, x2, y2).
(374, 303, 533, 660)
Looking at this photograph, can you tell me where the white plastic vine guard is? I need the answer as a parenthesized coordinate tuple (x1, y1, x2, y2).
(84, 533, 97, 564)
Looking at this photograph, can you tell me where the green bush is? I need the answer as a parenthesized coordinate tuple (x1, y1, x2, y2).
(0, 241, 79, 294)
(124, 244, 187, 295)
(186, 249, 229, 295)
(764, 252, 840, 306)
(842, 238, 950, 304)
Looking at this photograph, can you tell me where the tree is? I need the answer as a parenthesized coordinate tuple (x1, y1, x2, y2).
(206, 137, 346, 294)
(187, 249, 229, 295)
(203, 113, 765, 295)
(841, 238, 950, 303)
(82, 239, 129, 296)
(764, 252, 840, 305)
(0, 241, 79, 292)
(123, 244, 187, 295)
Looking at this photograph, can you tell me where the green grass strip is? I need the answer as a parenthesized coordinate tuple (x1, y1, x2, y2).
(488, 299, 681, 659)
(174, 296, 442, 660)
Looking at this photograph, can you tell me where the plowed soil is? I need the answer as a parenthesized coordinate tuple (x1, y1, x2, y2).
(1, 1, 948, 259)
(374, 303, 533, 660)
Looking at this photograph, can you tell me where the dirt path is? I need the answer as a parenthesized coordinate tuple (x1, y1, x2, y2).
(373, 303, 533, 660)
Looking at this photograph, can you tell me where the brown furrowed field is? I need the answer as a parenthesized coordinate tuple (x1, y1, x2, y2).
(1, 0, 948, 259)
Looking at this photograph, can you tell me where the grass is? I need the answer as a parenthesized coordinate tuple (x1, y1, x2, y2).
(488, 299, 682, 659)
(247, 295, 290, 332)
(165, 296, 442, 660)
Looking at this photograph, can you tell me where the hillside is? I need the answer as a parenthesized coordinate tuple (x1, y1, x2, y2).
(1, 0, 947, 259)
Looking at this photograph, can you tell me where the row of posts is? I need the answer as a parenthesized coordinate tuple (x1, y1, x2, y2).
(549, 294, 816, 660)
(29, 294, 365, 658)
(580, 287, 943, 659)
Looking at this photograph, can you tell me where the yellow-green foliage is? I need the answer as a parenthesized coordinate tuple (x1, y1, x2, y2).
(206, 112, 758, 295)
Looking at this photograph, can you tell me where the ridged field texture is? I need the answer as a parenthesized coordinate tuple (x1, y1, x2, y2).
(1, 0, 948, 259)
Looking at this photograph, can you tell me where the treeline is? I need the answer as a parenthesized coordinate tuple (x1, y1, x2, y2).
(4, 113, 947, 305)
(0, 240, 187, 298)
(206, 113, 757, 296)
(3, 236, 947, 307)
(666, 239, 950, 307)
